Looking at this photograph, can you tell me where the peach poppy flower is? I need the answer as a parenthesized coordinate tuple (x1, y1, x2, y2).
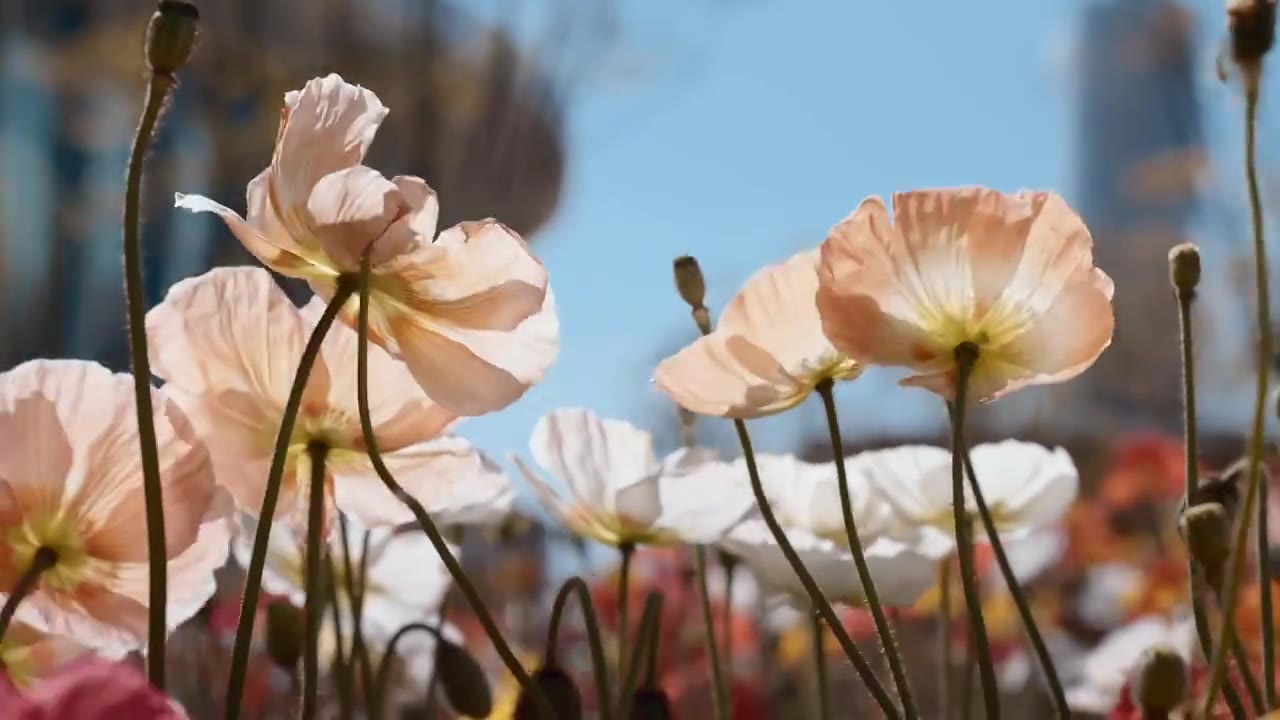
(173, 74, 557, 416)
(147, 267, 509, 531)
(0, 360, 231, 656)
(654, 251, 860, 418)
(0, 622, 88, 689)
(816, 188, 1114, 402)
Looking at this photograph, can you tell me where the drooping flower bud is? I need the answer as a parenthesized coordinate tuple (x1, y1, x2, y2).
(1228, 0, 1277, 73)
(1179, 501, 1232, 591)
(145, 1, 199, 76)
(1129, 645, 1187, 716)
(628, 687, 675, 720)
(264, 601, 304, 670)
(1168, 243, 1201, 294)
(673, 255, 712, 334)
(513, 665, 583, 720)
(434, 639, 493, 718)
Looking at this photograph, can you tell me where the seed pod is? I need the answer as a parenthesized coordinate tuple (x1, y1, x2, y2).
(145, 1, 199, 76)
(513, 665, 583, 720)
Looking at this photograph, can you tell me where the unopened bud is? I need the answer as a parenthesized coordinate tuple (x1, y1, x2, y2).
(1179, 501, 1232, 591)
(1168, 243, 1201, 293)
(1228, 0, 1277, 71)
(264, 601, 304, 670)
(673, 256, 707, 311)
(1130, 645, 1187, 715)
(514, 665, 583, 720)
(146, 1, 199, 76)
(628, 687, 674, 720)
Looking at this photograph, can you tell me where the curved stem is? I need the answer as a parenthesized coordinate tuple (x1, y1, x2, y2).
(812, 611, 830, 720)
(0, 547, 57, 643)
(817, 380, 917, 717)
(732, 418, 900, 719)
(353, 255, 553, 720)
(421, 601, 449, 720)
(225, 280, 356, 720)
(302, 443, 329, 720)
(1204, 76, 1273, 716)
(618, 593, 663, 720)
(618, 542, 635, 685)
(938, 560, 953, 720)
(961, 453, 1067, 716)
(949, 344, 999, 718)
(693, 546, 730, 720)
(123, 71, 174, 690)
(373, 622, 446, 707)
(545, 576, 613, 720)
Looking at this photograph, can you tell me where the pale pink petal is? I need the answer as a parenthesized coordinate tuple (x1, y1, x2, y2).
(271, 74, 388, 239)
(330, 436, 514, 527)
(173, 191, 313, 276)
(653, 334, 811, 419)
(530, 409, 659, 510)
(306, 166, 407, 272)
(0, 364, 76, 519)
(12, 583, 149, 658)
(371, 176, 440, 265)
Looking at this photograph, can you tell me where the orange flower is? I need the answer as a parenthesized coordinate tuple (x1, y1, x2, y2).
(816, 188, 1114, 402)
(0, 360, 231, 655)
(654, 251, 860, 418)
(174, 74, 557, 416)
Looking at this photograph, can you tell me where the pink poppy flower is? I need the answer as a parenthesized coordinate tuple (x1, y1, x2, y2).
(0, 656, 188, 719)
(816, 188, 1114, 402)
(147, 267, 511, 531)
(172, 74, 557, 416)
(0, 621, 87, 689)
(0, 360, 231, 655)
(653, 251, 861, 418)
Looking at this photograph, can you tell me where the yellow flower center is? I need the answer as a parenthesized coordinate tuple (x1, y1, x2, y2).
(919, 302, 1036, 387)
(7, 513, 88, 592)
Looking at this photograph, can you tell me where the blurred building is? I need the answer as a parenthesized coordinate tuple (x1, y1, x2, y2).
(1068, 0, 1204, 432)
(0, 0, 571, 369)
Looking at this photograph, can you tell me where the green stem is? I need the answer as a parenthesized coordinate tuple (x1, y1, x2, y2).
(327, 562, 354, 720)
(1204, 76, 1273, 716)
(302, 443, 329, 720)
(949, 343, 999, 719)
(1191, 596, 1248, 719)
(373, 622, 445, 708)
(812, 611, 830, 720)
(1230, 631, 1268, 713)
(961, 451, 1067, 716)
(124, 71, 174, 690)
(0, 547, 57, 643)
(939, 560, 953, 720)
(337, 516, 375, 714)
(618, 593, 663, 720)
(421, 601, 449, 720)
(817, 380, 917, 718)
(353, 255, 553, 720)
(960, 624, 975, 720)
(225, 280, 357, 720)
(545, 577, 613, 720)
(731, 418, 900, 719)
(720, 550, 737, 667)
(694, 546, 730, 720)
(618, 542, 635, 685)
(1261, 471, 1275, 707)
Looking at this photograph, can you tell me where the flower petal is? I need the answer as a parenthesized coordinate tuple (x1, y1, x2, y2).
(371, 176, 440, 264)
(306, 166, 406, 272)
(968, 442, 1078, 534)
(653, 334, 809, 419)
(656, 450, 755, 544)
(530, 408, 660, 510)
(174, 188, 313, 276)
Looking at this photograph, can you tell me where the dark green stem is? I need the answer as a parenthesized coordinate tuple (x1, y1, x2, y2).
(812, 611, 829, 720)
(225, 280, 356, 720)
(421, 601, 449, 720)
(731, 418, 900, 719)
(373, 622, 445, 708)
(1230, 631, 1268, 713)
(961, 452, 1067, 716)
(694, 546, 730, 720)
(302, 443, 329, 720)
(618, 542, 635, 685)
(1261, 473, 1275, 707)
(124, 71, 174, 690)
(353, 254, 552, 720)
(545, 576, 613, 720)
(326, 562, 354, 720)
(720, 550, 737, 667)
(1204, 75, 1273, 716)
(0, 547, 57, 643)
(618, 593, 663, 720)
(337, 516, 375, 715)
(939, 560, 953, 720)
(817, 380, 917, 717)
(949, 343, 999, 718)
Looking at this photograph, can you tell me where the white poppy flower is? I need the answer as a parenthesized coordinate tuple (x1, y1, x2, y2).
(720, 454, 935, 608)
(513, 408, 755, 546)
(855, 441, 1079, 556)
(1064, 615, 1196, 714)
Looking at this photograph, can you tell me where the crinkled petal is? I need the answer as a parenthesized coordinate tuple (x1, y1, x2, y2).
(306, 166, 406, 272)
(530, 408, 659, 511)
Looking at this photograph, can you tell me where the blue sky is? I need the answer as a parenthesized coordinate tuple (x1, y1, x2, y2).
(433, 0, 1271, 483)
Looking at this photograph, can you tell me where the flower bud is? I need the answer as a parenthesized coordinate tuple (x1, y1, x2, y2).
(513, 665, 583, 720)
(264, 601, 304, 670)
(1168, 243, 1201, 294)
(1227, 0, 1277, 71)
(628, 687, 674, 720)
(1129, 645, 1187, 716)
(146, 1, 199, 76)
(1179, 501, 1232, 591)
(673, 256, 707, 311)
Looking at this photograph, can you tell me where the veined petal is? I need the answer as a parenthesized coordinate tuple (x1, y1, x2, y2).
(512, 455, 579, 531)
(307, 165, 407, 272)
(372, 176, 440, 264)
(653, 334, 811, 419)
(530, 408, 660, 511)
